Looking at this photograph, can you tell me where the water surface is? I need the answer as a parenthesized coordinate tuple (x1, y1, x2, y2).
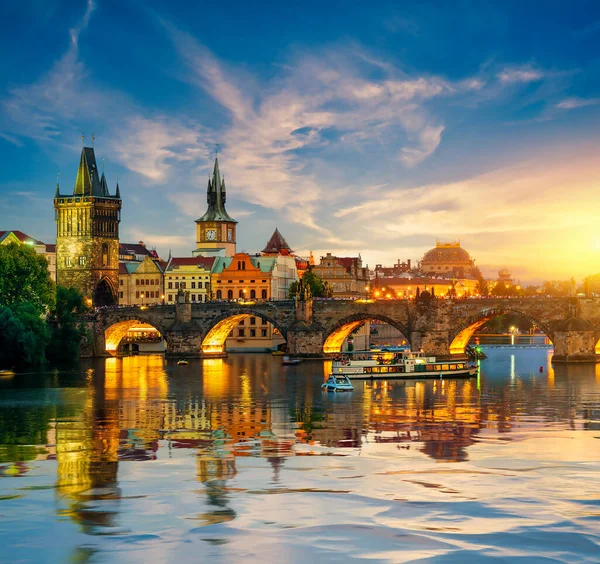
(1, 349, 599, 562)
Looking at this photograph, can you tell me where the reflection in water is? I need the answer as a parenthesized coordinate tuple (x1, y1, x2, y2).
(1, 349, 600, 560)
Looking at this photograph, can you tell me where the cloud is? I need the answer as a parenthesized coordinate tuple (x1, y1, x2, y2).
(556, 97, 600, 110)
(497, 66, 546, 84)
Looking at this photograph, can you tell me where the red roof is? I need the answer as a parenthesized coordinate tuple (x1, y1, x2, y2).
(119, 243, 152, 256)
(261, 228, 293, 255)
(45, 243, 56, 252)
(338, 257, 358, 272)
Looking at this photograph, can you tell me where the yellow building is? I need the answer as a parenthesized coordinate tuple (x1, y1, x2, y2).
(118, 255, 165, 305)
(165, 256, 215, 303)
(371, 276, 478, 298)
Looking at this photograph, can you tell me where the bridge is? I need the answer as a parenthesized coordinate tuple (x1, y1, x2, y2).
(82, 296, 600, 363)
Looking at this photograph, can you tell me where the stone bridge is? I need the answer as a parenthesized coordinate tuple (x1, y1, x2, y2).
(82, 296, 600, 363)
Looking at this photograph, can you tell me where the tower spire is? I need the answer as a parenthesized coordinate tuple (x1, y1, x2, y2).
(55, 172, 60, 198)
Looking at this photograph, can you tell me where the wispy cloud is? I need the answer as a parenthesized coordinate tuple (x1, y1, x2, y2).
(556, 97, 600, 110)
(497, 66, 546, 84)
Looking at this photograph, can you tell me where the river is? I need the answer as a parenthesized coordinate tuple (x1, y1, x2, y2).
(1, 348, 599, 562)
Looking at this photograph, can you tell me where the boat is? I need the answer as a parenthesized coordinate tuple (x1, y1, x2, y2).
(322, 374, 354, 392)
(177, 359, 189, 366)
(330, 350, 477, 380)
(282, 356, 301, 365)
(272, 350, 285, 356)
(0, 369, 15, 378)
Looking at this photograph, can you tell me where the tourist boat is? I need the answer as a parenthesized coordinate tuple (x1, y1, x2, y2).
(282, 356, 301, 365)
(272, 350, 285, 356)
(331, 350, 477, 380)
(322, 374, 354, 392)
(177, 359, 189, 366)
(0, 369, 15, 378)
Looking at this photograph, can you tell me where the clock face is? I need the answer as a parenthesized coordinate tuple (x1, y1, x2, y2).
(206, 229, 217, 241)
(227, 228, 233, 242)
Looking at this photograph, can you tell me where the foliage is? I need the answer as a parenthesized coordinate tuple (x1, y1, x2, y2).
(288, 270, 328, 298)
(46, 286, 89, 365)
(476, 274, 489, 297)
(481, 313, 533, 334)
(540, 279, 576, 297)
(490, 282, 522, 297)
(0, 242, 55, 315)
(0, 304, 49, 369)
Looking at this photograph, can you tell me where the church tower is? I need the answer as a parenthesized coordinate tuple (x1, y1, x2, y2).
(54, 145, 122, 306)
(194, 158, 237, 257)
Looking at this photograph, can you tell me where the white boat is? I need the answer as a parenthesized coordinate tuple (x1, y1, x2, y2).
(331, 350, 477, 380)
(282, 356, 301, 365)
(322, 374, 354, 392)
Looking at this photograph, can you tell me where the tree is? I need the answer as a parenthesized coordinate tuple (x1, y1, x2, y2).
(0, 242, 54, 315)
(476, 274, 489, 297)
(46, 286, 89, 364)
(288, 270, 327, 298)
(0, 303, 49, 369)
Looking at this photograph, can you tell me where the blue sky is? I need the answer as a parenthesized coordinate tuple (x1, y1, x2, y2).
(2, 0, 600, 282)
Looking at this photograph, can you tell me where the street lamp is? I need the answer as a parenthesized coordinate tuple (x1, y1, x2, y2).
(140, 292, 144, 307)
(161, 294, 165, 305)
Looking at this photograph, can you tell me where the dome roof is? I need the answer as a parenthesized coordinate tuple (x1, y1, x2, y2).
(422, 243, 472, 264)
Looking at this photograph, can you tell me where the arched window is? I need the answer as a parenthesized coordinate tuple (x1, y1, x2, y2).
(102, 243, 109, 267)
(216, 290, 222, 300)
(239, 290, 244, 298)
(237, 261, 241, 270)
(250, 289, 256, 299)
(227, 289, 233, 300)
(261, 289, 267, 299)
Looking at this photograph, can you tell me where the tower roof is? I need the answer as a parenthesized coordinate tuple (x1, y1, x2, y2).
(196, 157, 237, 223)
(71, 147, 120, 199)
(261, 228, 293, 255)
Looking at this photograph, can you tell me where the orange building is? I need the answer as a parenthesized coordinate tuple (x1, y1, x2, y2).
(211, 252, 275, 301)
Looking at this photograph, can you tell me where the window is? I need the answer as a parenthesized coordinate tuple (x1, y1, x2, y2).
(228, 280, 232, 284)
(250, 329, 256, 337)
(262, 318, 267, 325)
(261, 329, 267, 337)
(238, 329, 245, 337)
(191, 282, 196, 289)
(261, 289, 267, 299)
(251, 280, 255, 283)
(168, 282, 173, 289)
(146, 279, 150, 285)
(175, 282, 179, 289)
(141, 279, 145, 286)
(239, 319, 245, 326)
(191, 294, 196, 301)
(227, 290, 233, 300)
(262, 280, 266, 283)
(239, 280, 244, 283)
(119, 291, 123, 299)
(120, 279, 123, 286)
(168, 294, 174, 302)
(239, 290, 244, 298)
(181, 282, 186, 289)
(65, 256, 72, 267)
(79, 256, 85, 266)
(250, 289, 256, 299)
(216, 290, 222, 299)
(250, 317, 256, 325)
(136, 291, 139, 298)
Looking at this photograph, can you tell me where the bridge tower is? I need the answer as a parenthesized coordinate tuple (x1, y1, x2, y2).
(54, 145, 121, 306)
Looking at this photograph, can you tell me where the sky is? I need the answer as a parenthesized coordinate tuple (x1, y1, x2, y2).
(1, 0, 600, 283)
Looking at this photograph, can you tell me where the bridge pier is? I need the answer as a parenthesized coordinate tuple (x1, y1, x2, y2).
(287, 324, 325, 358)
(552, 317, 599, 363)
(165, 329, 204, 359)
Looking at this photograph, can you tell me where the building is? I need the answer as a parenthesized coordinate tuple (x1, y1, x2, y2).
(260, 229, 299, 300)
(54, 146, 122, 306)
(118, 255, 165, 306)
(371, 276, 478, 298)
(194, 158, 237, 258)
(164, 256, 215, 303)
(373, 259, 412, 278)
(421, 241, 476, 278)
(0, 230, 56, 282)
(312, 253, 369, 298)
(211, 253, 274, 301)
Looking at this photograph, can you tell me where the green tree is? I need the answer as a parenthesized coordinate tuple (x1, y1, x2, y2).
(46, 286, 89, 364)
(0, 303, 49, 369)
(288, 270, 327, 298)
(0, 242, 54, 314)
(476, 274, 489, 297)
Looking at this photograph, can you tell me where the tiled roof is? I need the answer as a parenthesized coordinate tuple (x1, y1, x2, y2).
(261, 228, 293, 254)
(119, 243, 152, 256)
(166, 257, 216, 271)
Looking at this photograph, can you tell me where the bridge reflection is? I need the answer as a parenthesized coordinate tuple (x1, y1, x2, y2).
(1, 354, 599, 532)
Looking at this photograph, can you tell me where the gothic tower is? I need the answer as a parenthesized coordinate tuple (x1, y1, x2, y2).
(194, 158, 237, 257)
(54, 146, 122, 306)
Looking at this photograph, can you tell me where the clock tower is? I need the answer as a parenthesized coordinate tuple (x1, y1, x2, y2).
(194, 157, 237, 257)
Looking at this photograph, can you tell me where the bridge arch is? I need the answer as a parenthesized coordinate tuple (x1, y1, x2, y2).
(449, 306, 555, 356)
(103, 316, 168, 354)
(323, 314, 410, 354)
(201, 309, 288, 356)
